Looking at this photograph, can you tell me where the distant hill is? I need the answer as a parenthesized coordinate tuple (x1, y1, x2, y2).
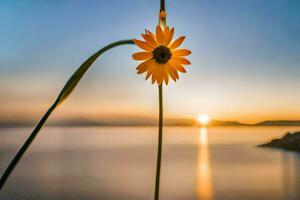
(1, 118, 300, 127)
(209, 119, 247, 126)
(253, 120, 300, 126)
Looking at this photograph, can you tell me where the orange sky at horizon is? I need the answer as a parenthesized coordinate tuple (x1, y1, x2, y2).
(1, 85, 300, 124)
(1, 1, 299, 125)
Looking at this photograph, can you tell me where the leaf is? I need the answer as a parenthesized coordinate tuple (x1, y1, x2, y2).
(57, 40, 134, 104)
(0, 39, 134, 190)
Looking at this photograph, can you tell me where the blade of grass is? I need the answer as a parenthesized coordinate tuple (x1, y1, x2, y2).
(0, 39, 134, 191)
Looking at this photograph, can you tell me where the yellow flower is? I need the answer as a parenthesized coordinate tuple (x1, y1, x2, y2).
(132, 25, 191, 85)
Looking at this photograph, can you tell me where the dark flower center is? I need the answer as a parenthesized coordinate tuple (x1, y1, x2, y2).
(153, 45, 172, 64)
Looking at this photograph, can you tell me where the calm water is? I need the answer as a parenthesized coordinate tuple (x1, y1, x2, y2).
(0, 126, 300, 200)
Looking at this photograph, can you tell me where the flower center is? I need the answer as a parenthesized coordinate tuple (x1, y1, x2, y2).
(153, 45, 172, 64)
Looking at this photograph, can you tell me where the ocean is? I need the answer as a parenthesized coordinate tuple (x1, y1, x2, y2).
(0, 126, 300, 200)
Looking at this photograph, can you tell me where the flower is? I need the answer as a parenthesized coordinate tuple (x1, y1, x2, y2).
(132, 25, 191, 85)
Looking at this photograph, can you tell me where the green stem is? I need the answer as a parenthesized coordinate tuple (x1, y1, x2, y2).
(0, 99, 59, 190)
(0, 39, 134, 191)
(154, 0, 166, 200)
(154, 84, 163, 200)
(160, 0, 165, 11)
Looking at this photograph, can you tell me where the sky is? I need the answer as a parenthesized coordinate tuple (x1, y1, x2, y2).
(0, 0, 299, 124)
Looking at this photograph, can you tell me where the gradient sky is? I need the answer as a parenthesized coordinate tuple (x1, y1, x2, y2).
(0, 0, 299, 123)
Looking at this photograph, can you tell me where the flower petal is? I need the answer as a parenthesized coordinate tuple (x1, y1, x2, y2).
(163, 26, 169, 45)
(169, 59, 187, 73)
(145, 29, 156, 41)
(152, 68, 158, 84)
(164, 26, 169, 37)
(133, 39, 154, 51)
(156, 25, 164, 45)
(171, 68, 179, 80)
(174, 64, 187, 73)
(165, 27, 174, 46)
(166, 64, 177, 81)
(136, 59, 151, 74)
(132, 52, 153, 61)
(160, 65, 166, 85)
(156, 64, 163, 85)
(142, 34, 157, 48)
(167, 63, 179, 80)
(169, 36, 185, 49)
(172, 57, 191, 65)
(163, 65, 169, 84)
(145, 70, 152, 80)
(172, 49, 191, 56)
(145, 59, 155, 80)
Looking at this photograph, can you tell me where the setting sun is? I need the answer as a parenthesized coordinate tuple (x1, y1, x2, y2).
(197, 114, 210, 125)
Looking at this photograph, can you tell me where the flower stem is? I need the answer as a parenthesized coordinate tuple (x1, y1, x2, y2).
(160, 0, 165, 11)
(154, 1, 166, 200)
(155, 84, 163, 200)
(0, 39, 134, 191)
(0, 99, 59, 191)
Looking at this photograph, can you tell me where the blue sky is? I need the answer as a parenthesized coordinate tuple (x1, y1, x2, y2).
(0, 0, 299, 123)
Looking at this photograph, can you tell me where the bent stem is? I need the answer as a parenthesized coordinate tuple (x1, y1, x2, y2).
(0, 39, 134, 191)
(155, 84, 163, 200)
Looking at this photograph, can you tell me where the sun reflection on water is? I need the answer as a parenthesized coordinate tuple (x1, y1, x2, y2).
(196, 127, 214, 200)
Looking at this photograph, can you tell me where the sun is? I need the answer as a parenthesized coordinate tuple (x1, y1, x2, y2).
(197, 114, 210, 125)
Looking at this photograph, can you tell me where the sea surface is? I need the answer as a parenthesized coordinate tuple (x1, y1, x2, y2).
(0, 126, 300, 200)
